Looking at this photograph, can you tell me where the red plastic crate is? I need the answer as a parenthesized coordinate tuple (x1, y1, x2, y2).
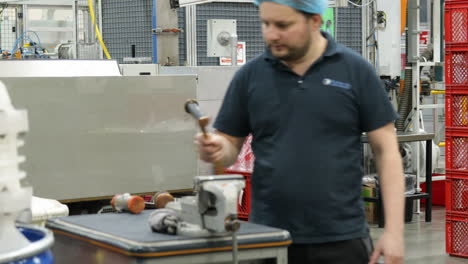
(227, 135, 255, 173)
(445, 51, 468, 85)
(446, 92, 468, 128)
(225, 135, 255, 220)
(446, 173, 468, 216)
(225, 169, 251, 221)
(446, 214, 468, 258)
(445, 4, 468, 46)
(446, 129, 468, 171)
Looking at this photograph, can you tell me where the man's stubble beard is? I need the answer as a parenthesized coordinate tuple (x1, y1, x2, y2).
(268, 34, 312, 62)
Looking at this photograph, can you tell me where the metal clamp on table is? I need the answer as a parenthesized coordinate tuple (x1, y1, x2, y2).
(361, 132, 435, 228)
(46, 210, 291, 264)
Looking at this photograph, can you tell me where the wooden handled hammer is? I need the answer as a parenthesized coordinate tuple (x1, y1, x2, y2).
(185, 99, 225, 175)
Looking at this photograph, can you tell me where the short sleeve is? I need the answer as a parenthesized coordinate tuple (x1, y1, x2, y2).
(358, 62, 399, 132)
(213, 68, 251, 137)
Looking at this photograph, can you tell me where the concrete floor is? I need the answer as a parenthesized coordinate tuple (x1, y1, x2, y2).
(369, 206, 468, 264)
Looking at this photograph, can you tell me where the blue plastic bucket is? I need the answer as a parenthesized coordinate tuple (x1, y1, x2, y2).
(0, 225, 54, 264)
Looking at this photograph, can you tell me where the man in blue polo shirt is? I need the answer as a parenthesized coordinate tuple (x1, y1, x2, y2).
(195, 0, 405, 263)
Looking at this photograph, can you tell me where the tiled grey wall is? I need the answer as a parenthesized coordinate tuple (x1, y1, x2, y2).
(101, 0, 153, 63)
(336, 7, 362, 54)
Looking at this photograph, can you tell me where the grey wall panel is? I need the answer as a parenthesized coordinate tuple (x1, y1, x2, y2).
(4, 75, 198, 200)
(101, 0, 153, 63)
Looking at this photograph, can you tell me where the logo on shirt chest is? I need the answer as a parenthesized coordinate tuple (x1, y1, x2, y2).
(322, 78, 352, 90)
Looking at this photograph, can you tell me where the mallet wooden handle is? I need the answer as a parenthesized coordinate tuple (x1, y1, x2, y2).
(185, 99, 225, 175)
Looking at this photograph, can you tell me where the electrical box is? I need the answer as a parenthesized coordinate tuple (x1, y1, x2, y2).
(376, 0, 401, 77)
(207, 19, 237, 57)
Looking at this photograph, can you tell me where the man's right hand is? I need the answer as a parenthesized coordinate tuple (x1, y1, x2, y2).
(194, 132, 225, 163)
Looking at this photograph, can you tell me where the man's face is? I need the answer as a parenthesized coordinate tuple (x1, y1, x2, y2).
(260, 2, 319, 62)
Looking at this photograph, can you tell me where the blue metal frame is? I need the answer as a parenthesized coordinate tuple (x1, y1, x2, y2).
(152, 0, 158, 63)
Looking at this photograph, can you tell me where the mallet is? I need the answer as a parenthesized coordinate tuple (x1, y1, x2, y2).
(184, 99, 225, 175)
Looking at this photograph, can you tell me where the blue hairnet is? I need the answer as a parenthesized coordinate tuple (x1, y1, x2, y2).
(254, 0, 328, 15)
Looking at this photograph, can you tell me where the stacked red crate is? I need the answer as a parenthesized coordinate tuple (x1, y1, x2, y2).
(225, 135, 254, 220)
(445, 1, 468, 258)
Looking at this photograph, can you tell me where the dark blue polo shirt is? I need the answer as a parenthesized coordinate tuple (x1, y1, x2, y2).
(214, 32, 398, 243)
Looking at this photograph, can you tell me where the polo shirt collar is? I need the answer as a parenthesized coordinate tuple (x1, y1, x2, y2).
(263, 31, 341, 63)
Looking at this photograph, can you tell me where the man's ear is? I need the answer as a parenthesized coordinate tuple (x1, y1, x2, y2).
(309, 14, 323, 30)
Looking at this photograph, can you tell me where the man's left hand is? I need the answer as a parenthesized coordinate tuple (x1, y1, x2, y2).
(368, 231, 404, 264)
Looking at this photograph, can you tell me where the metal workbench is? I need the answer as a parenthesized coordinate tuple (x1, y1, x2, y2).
(46, 210, 291, 264)
(362, 132, 435, 227)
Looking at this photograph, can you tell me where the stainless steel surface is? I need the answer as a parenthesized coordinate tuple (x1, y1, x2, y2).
(393, 132, 435, 142)
(0, 60, 121, 77)
(194, 175, 243, 185)
(362, 132, 435, 143)
(232, 231, 239, 264)
(3, 75, 198, 200)
(0, 225, 54, 263)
